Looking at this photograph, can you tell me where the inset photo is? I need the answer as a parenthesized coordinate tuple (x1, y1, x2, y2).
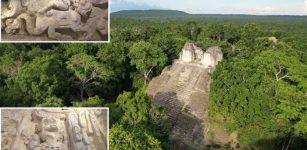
(1, 0, 109, 42)
(1, 108, 108, 150)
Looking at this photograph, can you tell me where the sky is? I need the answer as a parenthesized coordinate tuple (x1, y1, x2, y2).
(111, 0, 307, 15)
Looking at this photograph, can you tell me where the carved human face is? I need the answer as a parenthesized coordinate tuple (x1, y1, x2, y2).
(72, 126, 82, 142)
(28, 134, 40, 149)
(43, 117, 58, 132)
(41, 143, 63, 150)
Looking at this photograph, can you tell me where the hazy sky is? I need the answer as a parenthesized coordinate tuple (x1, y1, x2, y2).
(111, 0, 307, 15)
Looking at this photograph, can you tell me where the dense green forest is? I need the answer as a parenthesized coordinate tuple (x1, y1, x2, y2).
(0, 11, 306, 149)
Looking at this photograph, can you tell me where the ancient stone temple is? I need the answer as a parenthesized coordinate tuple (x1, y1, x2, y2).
(1, 0, 108, 41)
(179, 43, 223, 69)
(147, 43, 223, 149)
(1, 108, 108, 150)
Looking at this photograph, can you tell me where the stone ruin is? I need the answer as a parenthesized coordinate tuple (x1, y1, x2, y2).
(147, 43, 223, 149)
(1, 108, 108, 150)
(180, 43, 223, 70)
(1, 0, 108, 41)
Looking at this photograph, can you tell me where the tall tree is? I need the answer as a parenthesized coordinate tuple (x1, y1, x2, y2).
(6, 54, 66, 106)
(129, 41, 167, 85)
(209, 50, 307, 149)
(67, 53, 112, 100)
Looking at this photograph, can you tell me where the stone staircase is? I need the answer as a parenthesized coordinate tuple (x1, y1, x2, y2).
(171, 112, 205, 149)
(147, 60, 213, 150)
(153, 92, 183, 125)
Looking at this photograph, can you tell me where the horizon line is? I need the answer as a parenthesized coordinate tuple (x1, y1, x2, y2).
(111, 9, 307, 17)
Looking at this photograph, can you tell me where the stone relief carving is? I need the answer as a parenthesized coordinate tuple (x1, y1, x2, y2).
(1, 0, 109, 41)
(1, 109, 108, 150)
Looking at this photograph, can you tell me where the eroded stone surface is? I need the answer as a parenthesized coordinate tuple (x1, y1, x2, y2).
(1, 0, 108, 41)
(147, 43, 223, 149)
(1, 109, 108, 150)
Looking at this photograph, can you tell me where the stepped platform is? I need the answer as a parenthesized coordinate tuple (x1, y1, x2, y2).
(147, 61, 211, 149)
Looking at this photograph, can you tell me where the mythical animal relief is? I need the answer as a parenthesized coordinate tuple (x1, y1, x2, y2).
(1, 0, 109, 41)
(1, 109, 108, 150)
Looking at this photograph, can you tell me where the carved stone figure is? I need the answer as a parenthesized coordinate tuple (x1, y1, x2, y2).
(26, 134, 40, 150)
(1, 0, 109, 41)
(1, 109, 108, 150)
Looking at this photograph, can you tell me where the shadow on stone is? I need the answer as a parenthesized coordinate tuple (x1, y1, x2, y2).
(153, 91, 205, 150)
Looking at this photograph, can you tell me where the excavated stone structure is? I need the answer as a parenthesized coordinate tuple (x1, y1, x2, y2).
(180, 43, 223, 70)
(1, 108, 108, 150)
(1, 0, 108, 41)
(147, 43, 223, 149)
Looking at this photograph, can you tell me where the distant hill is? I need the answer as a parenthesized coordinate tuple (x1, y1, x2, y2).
(112, 10, 307, 18)
(112, 10, 190, 17)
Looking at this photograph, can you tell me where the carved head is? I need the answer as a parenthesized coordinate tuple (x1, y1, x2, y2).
(72, 126, 82, 142)
(42, 117, 58, 132)
(5, 18, 21, 34)
(73, 0, 92, 17)
(27, 134, 40, 149)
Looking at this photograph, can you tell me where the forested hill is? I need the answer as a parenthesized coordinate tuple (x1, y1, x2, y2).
(111, 10, 307, 38)
(112, 9, 189, 17)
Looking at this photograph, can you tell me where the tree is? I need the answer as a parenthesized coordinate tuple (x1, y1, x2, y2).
(67, 53, 112, 100)
(114, 87, 170, 149)
(116, 89, 151, 127)
(129, 41, 167, 85)
(73, 96, 104, 107)
(62, 43, 99, 57)
(110, 124, 162, 150)
(209, 50, 307, 149)
(0, 50, 27, 77)
(36, 97, 65, 107)
(188, 21, 201, 41)
(97, 41, 131, 95)
(150, 31, 187, 65)
(5, 54, 66, 106)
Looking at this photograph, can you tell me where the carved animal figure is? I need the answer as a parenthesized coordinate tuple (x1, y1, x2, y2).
(2, 0, 108, 41)
(4, 18, 25, 34)
(14, 10, 87, 40)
